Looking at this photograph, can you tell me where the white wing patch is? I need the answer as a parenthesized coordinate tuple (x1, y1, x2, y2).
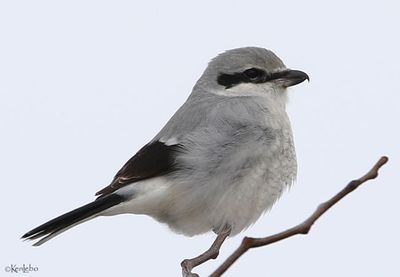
(159, 136, 179, 146)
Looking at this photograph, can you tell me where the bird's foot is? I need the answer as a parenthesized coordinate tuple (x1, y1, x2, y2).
(181, 259, 199, 277)
(180, 229, 230, 277)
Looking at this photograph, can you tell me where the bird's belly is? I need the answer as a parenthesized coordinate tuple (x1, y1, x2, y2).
(154, 154, 294, 236)
(208, 158, 290, 235)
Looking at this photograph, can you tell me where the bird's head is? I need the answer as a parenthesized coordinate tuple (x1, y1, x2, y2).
(195, 47, 309, 99)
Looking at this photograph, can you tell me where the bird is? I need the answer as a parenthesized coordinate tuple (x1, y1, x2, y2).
(22, 47, 308, 273)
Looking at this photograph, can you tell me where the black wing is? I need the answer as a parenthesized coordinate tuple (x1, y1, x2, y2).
(95, 140, 182, 198)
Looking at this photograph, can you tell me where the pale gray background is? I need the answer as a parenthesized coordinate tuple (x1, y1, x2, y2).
(1, 1, 399, 276)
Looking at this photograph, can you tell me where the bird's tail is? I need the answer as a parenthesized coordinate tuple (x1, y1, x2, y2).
(21, 194, 124, 246)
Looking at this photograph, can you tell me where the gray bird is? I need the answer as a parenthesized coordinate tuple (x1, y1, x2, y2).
(22, 47, 308, 274)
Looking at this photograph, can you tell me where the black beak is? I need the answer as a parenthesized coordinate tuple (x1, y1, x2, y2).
(272, 69, 310, 87)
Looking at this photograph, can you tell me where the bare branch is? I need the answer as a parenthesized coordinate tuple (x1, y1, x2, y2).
(210, 156, 389, 277)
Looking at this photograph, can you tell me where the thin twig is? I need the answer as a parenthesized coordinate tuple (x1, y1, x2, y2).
(210, 156, 388, 277)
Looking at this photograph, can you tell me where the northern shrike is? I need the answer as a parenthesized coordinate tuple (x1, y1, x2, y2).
(22, 47, 308, 274)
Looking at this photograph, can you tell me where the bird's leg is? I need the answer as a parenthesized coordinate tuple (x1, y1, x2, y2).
(181, 229, 231, 277)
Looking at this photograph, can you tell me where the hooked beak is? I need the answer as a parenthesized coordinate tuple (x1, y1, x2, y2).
(272, 69, 310, 88)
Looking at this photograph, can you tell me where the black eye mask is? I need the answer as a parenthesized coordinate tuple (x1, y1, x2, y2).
(217, 68, 270, 89)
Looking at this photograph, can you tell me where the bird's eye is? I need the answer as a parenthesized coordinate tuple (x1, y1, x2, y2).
(243, 68, 263, 81)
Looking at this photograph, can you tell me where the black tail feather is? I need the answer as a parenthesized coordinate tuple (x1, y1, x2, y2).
(22, 194, 124, 245)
